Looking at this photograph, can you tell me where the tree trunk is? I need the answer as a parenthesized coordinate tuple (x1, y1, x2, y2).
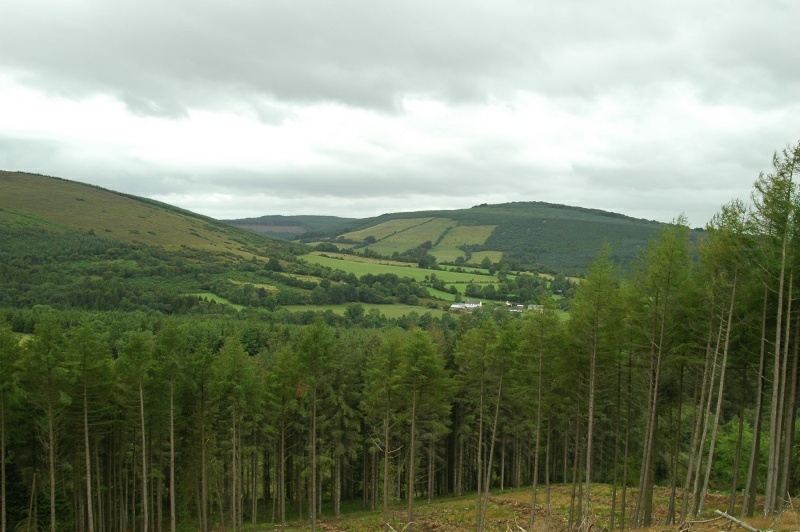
(139, 381, 149, 532)
(741, 283, 769, 519)
(691, 316, 724, 516)
(310, 388, 318, 532)
(529, 338, 544, 529)
(480, 370, 504, 531)
(475, 380, 484, 532)
(729, 366, 747, 515)
(200, 382, 208, 532)
(2, 390, 8, 532)
(765, 219, 791, 514)
(407, 389, 417, 531)
(698, 273, 738, 516)
(681, 315, 714, 522)
(169, 379, 175, 532)
(383, 400, 390, 531)
(778, 312, 800, 509)
(48, 401, 57, 532)
(84, 373, 95, 532)
(667, 363, 684, 525)
(584, 311, 599, 519)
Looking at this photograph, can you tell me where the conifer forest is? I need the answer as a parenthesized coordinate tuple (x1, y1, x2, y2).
(2, 141, 800, 531)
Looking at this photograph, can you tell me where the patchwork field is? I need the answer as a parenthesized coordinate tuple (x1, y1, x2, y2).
(301, 252, 499, 285)
(284, 303, 447, 318)
(341, 217, 436, 241)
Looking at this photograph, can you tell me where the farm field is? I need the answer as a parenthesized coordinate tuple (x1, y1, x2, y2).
(190, 292, 245, 310)
(341, 217, 436, 241)
(301, 252, 500, 284)
(363, 218, 454, 256)
(283, 303, 447, 318)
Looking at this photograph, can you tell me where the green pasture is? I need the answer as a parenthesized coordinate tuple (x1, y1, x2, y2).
(284, 303, 446, 318)
(341, 217, 435, 241)
(470, 250, 504, 264)
(437, 224, 497, 247)
(191, 292, 245, 311)
(301, 252, 499, 284)
(363, 218, 454, 256)
(429, 247, 465, 262)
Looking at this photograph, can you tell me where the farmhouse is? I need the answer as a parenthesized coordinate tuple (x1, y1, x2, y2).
(449, 300, 483, 312)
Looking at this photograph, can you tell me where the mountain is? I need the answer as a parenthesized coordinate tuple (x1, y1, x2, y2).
(0, 171, 304, 260)
(233, 202, 691, 275)
(225, 214, 355, 240)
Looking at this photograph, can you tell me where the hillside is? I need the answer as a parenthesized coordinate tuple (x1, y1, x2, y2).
(247, 201, 686, 274)
(225, 214, 355, 239)
(3, 171, 555, 316)
(0, 171, 304, 260)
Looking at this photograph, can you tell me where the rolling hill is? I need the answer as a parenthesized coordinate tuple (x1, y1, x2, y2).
(230, 202, 690, 275)
(0, 171, 304, 260)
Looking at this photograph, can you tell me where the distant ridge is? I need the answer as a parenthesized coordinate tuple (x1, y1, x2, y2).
(231, 201, 687, 275)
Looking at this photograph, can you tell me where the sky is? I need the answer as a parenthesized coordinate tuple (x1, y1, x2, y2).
(1, 0, 798, 227)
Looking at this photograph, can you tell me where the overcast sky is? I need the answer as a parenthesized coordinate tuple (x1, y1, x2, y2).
(1, 0, 798, 226)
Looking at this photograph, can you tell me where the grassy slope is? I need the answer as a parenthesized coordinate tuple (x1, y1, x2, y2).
(0, 171, 301, 260)
(224, 214, 356, 238)
(325, 201, 673, 274)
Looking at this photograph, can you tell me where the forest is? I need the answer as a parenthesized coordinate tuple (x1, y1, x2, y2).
(2, 141, 800, 531)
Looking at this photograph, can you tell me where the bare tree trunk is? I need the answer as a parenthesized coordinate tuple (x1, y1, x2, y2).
(698, 274, 738, 516)
(3, 391, 10, 532)
(729, 367, 747, 515)
(84, 375, 95, 532)
(407, 390, 417, 531)
(139, 381, 149, 532)
(480, 371, 504, 530)
(48, 402, 57, 532)
(427, 440, 434, 502)
(765, 225, 790, 514)
(200, 384, 208, 532)
(310, 389, 317, 532)
(691, 317, 724, 516)
(610, 359, 621, 530)
(529, 339, 544, 529)
(169, 379, 175, 532)
(667, 363, 684, 524)
(231, 408, 237, 532)
(584, 312, 599, 519)
(621, 351, 632, 531)
(475, 381, 484, 532)
(382, 402, 390, 531)
(681, 313, 714, 522)
(741, 283, 769, 518)
(778, 312, 800, 509)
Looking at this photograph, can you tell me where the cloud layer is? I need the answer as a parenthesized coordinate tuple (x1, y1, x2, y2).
(1, 0, 798, 225)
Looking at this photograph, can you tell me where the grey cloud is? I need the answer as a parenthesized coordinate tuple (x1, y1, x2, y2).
(5, 0, 796, 116)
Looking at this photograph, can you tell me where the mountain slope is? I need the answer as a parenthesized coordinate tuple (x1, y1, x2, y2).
(225, 214, 355, 239)
(0, 171, 304, 260)
(281, 201, 686, 274)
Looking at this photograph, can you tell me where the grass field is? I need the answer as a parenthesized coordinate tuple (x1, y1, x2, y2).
(284, 303, 446, 318)
(341, 217, 435, 241)
(301, 252, 499, 284)
(363, 218, 454, 256)
(190, 292, 245, 310)
(437, 224, 497, 247)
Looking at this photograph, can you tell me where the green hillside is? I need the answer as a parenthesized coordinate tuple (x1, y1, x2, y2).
(0, 171, 304, 260)
(4, 171, 555, 317)
(225, 213, 355, 239)
(286, 201, 682, 274)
